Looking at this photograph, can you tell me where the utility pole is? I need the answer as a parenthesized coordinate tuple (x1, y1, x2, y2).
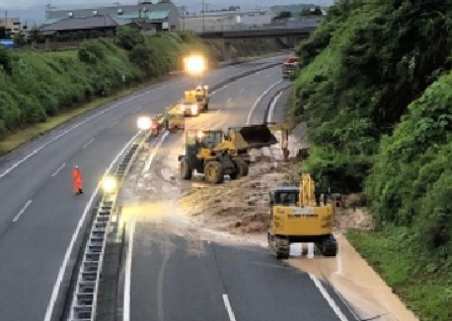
(202, 0, 205, 32)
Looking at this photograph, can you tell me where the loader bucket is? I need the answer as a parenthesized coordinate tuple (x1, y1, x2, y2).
(229, 125, 278, 150)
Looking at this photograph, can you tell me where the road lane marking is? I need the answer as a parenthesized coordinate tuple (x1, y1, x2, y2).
(246, 79, 283, 125)
(0, 90, 152, 181)
(125, 130, 167, 321)
(12, 200, 32, 223)
(51, 163, 66, 177)
(82, 138, 95, 149)
(43, 130, 141, 321)
(142, 131, 169, 173)
(223, 294, 237, 321)
(123, 220, 136, 321)
(266, 90, 283, 123)
(309, 274, 349, 321)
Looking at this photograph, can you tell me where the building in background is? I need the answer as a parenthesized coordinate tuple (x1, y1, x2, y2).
(181, 9, 274, 32)
(0, 17, 23, 36)
(42, 0, 180, 35)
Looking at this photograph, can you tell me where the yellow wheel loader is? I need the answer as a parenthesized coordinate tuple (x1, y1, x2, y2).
(268, 174, 338, 259)
(178, 125, 277, 184)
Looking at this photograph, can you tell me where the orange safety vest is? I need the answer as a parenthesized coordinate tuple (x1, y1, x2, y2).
(72, 167, 83, 192)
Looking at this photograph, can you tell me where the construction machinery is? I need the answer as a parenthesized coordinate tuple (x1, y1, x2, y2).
(268, 174, 338, 259)
(194, 85, 209, 111)
(179, 86, 209, 116)
(178, 125, 277, 184)
(163, 110, 185, 132)
(282, 56, 300, 80)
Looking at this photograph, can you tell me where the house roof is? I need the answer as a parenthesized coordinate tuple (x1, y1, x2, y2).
(149, 10, 169, 20)
(40, 15, 119, 32)
(45, 1, 174, 20)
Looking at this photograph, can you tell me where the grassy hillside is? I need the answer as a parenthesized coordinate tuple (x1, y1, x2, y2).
(293, 1, 452, 320)
(293, 0, 452, 192)
(0, 30, 209, 142)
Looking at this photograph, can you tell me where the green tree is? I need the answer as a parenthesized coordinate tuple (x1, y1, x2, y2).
(115, 26, 145, 50)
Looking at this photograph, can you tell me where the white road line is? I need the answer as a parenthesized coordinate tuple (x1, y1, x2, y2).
(266, 90, 283, 123)
(309, 274, 349, 321)
(142, 131, 170, 173)
(246, 79, 283, 125)
(43, 130, 141, 321)
(82, 138, 95, 149)
(12, 200, 32, 223)
(0, 91, 150, 181)
(51, 163, 66, 177)
(123, 220, 136, 321)
(124, 130, 168, 321)
(222, 294, 237, 321)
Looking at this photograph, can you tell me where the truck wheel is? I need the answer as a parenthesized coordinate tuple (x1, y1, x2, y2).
(204, 161, 224, 184)
(180, 158, 192, 180)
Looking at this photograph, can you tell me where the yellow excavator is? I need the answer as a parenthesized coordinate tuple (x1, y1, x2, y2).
(268, 174, 338, 259)
(178, 125, 277, 184)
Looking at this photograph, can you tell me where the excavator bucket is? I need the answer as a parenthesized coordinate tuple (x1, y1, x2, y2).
(228, 125, 278, 150)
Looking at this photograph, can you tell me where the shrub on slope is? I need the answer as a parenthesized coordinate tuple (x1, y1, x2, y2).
(294, 0, 452, 192)
(367, 71, 452, 257)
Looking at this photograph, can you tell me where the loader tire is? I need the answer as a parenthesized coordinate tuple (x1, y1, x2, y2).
(180, 158, 192, 180)
(230, 159, 248, 180)
(204, 161, 224, 184)
(320, 235, 338, 257)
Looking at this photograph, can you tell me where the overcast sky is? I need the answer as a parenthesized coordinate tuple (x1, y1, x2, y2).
(0, 0, 334, 10)
(0, 0, 334, 25)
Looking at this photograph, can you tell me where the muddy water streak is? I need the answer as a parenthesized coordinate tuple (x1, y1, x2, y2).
(288, 234, 419, 321)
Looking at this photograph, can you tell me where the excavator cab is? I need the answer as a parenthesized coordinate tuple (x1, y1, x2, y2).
(268, 174, 338, 259)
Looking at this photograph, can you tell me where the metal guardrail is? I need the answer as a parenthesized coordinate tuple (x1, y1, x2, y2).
(65, 59, 284, 321)
(67, 134, 144, 321)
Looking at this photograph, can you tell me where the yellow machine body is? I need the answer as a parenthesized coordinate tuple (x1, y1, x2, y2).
(270, 204, 333, 237)
(268, 174, 338, 258)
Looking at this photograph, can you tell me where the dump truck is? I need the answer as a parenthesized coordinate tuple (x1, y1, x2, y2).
(268, 173, 338, 259)
(178, 125, 277, 184)
(163, 110, 185, 133)
(282, 57, 299, 80)
(179, 86, 209, 116)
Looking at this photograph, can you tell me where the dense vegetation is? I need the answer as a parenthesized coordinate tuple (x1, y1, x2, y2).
(294, 1, 452, 320)
(0, 29, 208, 138)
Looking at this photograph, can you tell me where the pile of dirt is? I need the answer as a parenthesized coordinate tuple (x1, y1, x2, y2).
(179, 160, 293, 234)
(335, 194, 374, 231)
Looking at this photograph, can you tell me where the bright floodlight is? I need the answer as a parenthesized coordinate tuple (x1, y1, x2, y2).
(184, 55, 207, 76)
(101, 176, 117, 194)
(137, 116, 152, 131)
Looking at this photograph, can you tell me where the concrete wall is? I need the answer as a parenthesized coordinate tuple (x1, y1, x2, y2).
(181, 10, 274, 32)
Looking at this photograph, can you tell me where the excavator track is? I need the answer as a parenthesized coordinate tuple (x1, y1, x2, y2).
(268, 233, 290, 260)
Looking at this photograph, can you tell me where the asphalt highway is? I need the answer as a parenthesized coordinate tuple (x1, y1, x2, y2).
(123, 66, 358, 321)
(0, 56, 285, 321)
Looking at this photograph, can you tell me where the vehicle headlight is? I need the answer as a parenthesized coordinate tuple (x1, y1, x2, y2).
(137, 116, 152, 130)
(101, 176, 117, 194)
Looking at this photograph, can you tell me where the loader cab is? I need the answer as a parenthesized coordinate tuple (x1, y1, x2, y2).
(185, 130, 223, 149)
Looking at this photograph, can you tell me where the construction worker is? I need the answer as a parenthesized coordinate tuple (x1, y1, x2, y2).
(72, 165, 83, 195)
